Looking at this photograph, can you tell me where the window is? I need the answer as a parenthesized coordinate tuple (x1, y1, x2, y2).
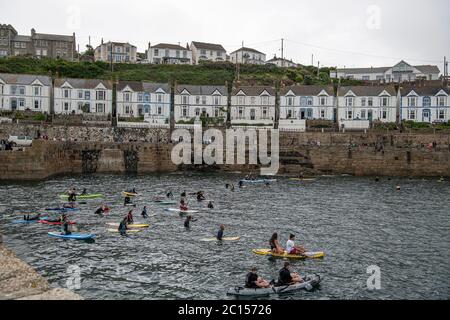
(202, 96, 206, 105)
(361, 98, 366, 107)
(176, 51, 180, 58)
(361, 110, 366, 119)
(261, 96, 269, 105)
(251, 97, 256, 105)
(438, 96, 446, 107)
(34, 100, 40, 109)
(287, 109, 293, 119)
(78, 102, 83, 110)
(19, 98, 25, 107)
(183, 51, 187, 58)
(214, 96, 220, 105)
(125, 106, 130, 114)
(408, 109, 416, 120)
(64, 89, 70, 99)
(11, 85, 17, 95)
(195, 108, 200, 116)
(182, 106, 188, 117)
(96, 91, 106, 101)
(78, 90, 83, 99)
(320, 97, 326, 106)
(381, 109, 387, 119)
(376, 75, 384, 81)
(307, 98, 313, 106)
(158, 106, 162, 115)
(196, 96, 200, 104)
(368, 98, 373, 107)
(438, 109, 445, 119)
(238, 107, 243, 119)
(201, 50, 206, 55)
(64, 102, 70, 111)
(165, 49, 169, 57)
(144, 93, 150, 103)
(408, 97, 417, 107)
(381, 97, 389, 107)
(125, 93, 131, 102)
(262, 107, 268, 119)
(362, 76, 370, 81)
(138, 93, 143, 102)
(34, 86, 41, 96)
(0, 84, 3, 94)
(347, 110, 353, 119)
(154, 49, 159, 56)
(345, 97, 354, 107)
(423, 97, 431, 107)
(214, 108, 220, 117)
(287, 97, 294, 106)
(238, 96, 245, 105)
(157, 94, 163, 103)
(85, 91, 90, 100)
(182, 95, 189, 104)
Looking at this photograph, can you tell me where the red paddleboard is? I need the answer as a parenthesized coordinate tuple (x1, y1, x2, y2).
(39, 220, 76, 226)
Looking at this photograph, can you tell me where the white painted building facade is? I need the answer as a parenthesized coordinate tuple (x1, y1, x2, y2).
(280, 85, 336, 121)
(54, 78, 113, 114)
(331, 60, 440, 82)
(230, 47, 266, 65)
(230, 87, 276, 126)
(147, 43, 192, 65)
(0, 73, 51, 113)
(190, 42, 227, 64)
(400, 86, 450, 123)
(175, 85, 227, 122)
(94, 41, 137, 63)
(337, 86, 398, 127)
(117, 81, 171, 123)
(266, 57, 298, 68)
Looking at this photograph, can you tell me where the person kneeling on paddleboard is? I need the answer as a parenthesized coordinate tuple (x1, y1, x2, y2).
(269, 233, 285, 254)
(245, 267, 271, 289)
(217, 225, 225, 240)
(286, 234, 306, 255)
(278, 262, 303, 285)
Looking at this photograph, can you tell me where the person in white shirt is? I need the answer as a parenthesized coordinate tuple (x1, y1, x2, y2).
(286, 234, 306, 255)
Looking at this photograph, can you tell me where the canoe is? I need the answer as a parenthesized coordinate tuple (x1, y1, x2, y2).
(122, 191, 139, 197)
(164, 208, 199, 214)
(106, 223, 149, 229)
(200, 237, 241, 242)
(48, 232, 95, 240)
(59, 194, 103, 199)
(252, 249, 325, 260)
(39, 220, 76, 226)
(227, 274, 321, 297)
(107, 229, 142, 234)
(240, 179, 277, 184)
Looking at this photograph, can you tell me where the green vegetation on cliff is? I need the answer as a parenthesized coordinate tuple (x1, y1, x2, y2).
(0, 56, 361, 86)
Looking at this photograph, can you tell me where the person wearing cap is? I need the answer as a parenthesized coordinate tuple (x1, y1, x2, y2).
(286, 234, 306, 255)
(278, 261, 304, 285)
(245, 267, 271, 289)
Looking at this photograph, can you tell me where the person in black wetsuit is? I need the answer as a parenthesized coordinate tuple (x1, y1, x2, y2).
(278, 262, 303, 285)
(245, 267, 271, 288)
(197, 191, 206, 201)
(118, 218, 128, 236)
(207, 201, 214, 209)
(124, 196, 132, 206)
(68, 188, 77, 202)
(61, 213, 71, 235)
(184, 215, 197, 229)
(24, 213, 42, 221)
(217, 224, 225, 240)
(141, 206, 149, 218)
(238, 180, 244, 188)
(81, 188, 87, 195)
(166, 191, 174, 199)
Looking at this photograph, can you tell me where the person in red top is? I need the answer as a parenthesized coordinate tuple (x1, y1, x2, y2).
(126, 210, 134, 224)
(180, 199, 188, 212)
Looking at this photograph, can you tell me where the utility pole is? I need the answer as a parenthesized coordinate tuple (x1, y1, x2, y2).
(317, 61, 320, 77)
(281, 38, 284, 67)
(110, 42, 114, 73)
(312, 54, 314, 67)
(89, 36, 91, 47)
(444, 56, 448, 78)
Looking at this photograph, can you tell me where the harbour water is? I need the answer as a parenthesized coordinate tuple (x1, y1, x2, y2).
(1, 173, 449, 300)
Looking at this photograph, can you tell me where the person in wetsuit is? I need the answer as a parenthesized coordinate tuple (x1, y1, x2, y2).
(126, 210, 134, 224)
(207, 201, 214, 209)
(166, 191, 174, 199)
(60, 213, 71, 235)
(81, 188, 87, 195)
(180, 199, 188, 212)
(118, 218, 128, 236)
(141, 206, 149, 219)
(217, 224, 225, 240)
(124, 196, 132, 206)
(184, 215, 197, 229)
(197, 191, 206, 201)
(245, 267, 271, 289)
(24, 213, 42, 221)
(68, 188, 77, 202)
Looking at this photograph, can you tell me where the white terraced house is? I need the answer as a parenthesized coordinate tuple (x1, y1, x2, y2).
(230, 47, 266, 65)
(190, 42, 227, 64)
(94, 40, 137, 63)
(117, 81, 171, 123)
(331, 60, 440, 82)
(0, 73, 51, 113)
(266, 56, 298, 68)
(174, 85, 227, 123)
(230, 86, 276, 127)
(400, 85, 450, 123)
(54, 78, 113, 114)
(147, 43, 192, 65)
(337, 86, 398, 130)
(280, 85, 336, 121)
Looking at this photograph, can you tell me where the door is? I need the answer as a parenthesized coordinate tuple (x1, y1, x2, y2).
(368, 110, 373, 122)
(423, 109, 430, 123)
(11, 98, 17, 110)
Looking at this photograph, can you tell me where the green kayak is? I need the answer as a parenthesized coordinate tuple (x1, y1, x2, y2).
(59, 194, 104, 199)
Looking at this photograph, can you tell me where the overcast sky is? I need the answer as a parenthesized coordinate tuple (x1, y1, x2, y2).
(1, 0, 449, 71)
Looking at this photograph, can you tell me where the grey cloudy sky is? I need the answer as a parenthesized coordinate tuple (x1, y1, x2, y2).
(1, 0, 449, 71)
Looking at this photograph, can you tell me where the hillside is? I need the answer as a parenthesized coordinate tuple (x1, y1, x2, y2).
(0, 56, 363, 87)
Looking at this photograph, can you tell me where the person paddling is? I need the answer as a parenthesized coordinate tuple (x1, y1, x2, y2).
(126, 210, 134, 224)
(118, 217, 128, 236)
(180, 199, 188, 212)
(245, 267, 271, 289)
(184, 215, 197, 229)
(141, 206, 149, 219)
(217, 224, 225, 241)
(60, 213, 71, 236)
(207, 201, 214, 209)
(124, 196, 132, 206)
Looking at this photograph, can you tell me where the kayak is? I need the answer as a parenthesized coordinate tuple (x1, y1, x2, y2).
(59, 194, 103, 199)
(201, 237, 241, 242)
(107, 229, 142, 234)
(106, 223, 149, 229)
(227, 274, 321, 297)
(122, 191, 138, 197)
(252, 249, 325, 260)
(240, 179, 277, 184)
(39, 220, 76, 226)
(45, 207, 80, 212)
(48, 232, 95, 240)
(289, 178, 316, 181)
(164, 208, 199, 214)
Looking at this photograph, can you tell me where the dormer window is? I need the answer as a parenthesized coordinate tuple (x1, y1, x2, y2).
(64, 89, 70, 98)
(381, 97, 389, 107)
(438, 96, 446, 107)
(33, 86, 42, 96)
(287, 97, 294, 106)
(408, 97, 417, 107)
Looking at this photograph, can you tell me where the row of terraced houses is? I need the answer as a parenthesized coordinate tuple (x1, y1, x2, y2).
(1, 73, 449, 130)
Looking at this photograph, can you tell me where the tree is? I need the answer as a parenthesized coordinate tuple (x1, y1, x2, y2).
(84, 45, 94, 57)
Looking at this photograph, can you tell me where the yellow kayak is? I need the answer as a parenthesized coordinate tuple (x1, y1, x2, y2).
(107, 223, 149, 229)
(252, 249, 325, 260)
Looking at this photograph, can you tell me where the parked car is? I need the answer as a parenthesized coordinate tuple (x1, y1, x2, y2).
(8, 135, 33, 147)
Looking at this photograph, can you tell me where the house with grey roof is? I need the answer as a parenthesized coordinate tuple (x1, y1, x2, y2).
(94, 40, 137, 63)
(230, 86, 276, 127)
(147, 43, 192, 65)
(175, 85, 227, 122)
(399, 84, 449, 123)
(117, 81, 171, 123)
(0, 24, 76, 60)
(230, 47, 266, 65)
(266, 56, 298, 68)
(0, 73, 51, 113)
(337, 85, 398, 129)
(280, 85, 336, 121)
(54, 78, 113, 114)
(190, 41, 227, 64)
(331, 60, 440, 83)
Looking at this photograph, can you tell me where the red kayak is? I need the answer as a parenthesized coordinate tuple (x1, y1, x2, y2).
(38, 220, 76, 226)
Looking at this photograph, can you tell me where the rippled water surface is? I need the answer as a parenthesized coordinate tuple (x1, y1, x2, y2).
(1, 173, 449, 300)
